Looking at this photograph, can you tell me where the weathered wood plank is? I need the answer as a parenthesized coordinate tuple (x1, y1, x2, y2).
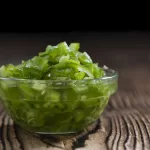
(0, 111, 5, 150)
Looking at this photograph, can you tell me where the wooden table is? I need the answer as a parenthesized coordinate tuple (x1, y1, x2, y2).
(0, 32, 150, 150)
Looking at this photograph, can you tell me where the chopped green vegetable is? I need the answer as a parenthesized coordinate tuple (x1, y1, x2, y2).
(0, 41, 104, 80)
(74, 72, 85, 80)
(69, 43, 80, 51)
(77, 52, 93, 64)
(0, 41, 118, 134)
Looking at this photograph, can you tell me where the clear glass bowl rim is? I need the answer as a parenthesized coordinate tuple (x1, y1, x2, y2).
(0, 68, 118, 83)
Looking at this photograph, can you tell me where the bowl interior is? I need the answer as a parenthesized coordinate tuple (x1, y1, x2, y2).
(0, 68, 118, 134)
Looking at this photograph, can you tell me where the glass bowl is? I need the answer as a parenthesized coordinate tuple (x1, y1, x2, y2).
(0, 68, 118, 135)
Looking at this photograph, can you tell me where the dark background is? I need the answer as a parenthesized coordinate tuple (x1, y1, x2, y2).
(0, 31, 150, 67)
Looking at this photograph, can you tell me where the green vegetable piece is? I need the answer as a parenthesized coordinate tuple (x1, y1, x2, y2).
(69, 43, 80, 51)
(50, 68, 75, 79)
(93, 63, 104, 78)
(85, 63, 104, 78)
(19, 83, 35, 99)
(32, 56, 49, 72)
(39, 45, 53, 57)
(57, 41, 70, 53)
(0, 64, 16, 78)
(78, 65, 94, 78)
(32, 82, 46, 91)
(59, 55, 70, 63)
(78, 52, 93, 64)
(45, 89, 60, 102)
(74, 72, 85, 80)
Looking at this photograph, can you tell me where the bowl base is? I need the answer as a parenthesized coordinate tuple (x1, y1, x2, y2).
(31, 119, 99, 141)
(17, 119, 99, 141)
(35, 131, 77, 135)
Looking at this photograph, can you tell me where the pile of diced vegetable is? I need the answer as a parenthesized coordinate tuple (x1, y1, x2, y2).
(0, 42, 117, 133)
(0, 42, 104, 80)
